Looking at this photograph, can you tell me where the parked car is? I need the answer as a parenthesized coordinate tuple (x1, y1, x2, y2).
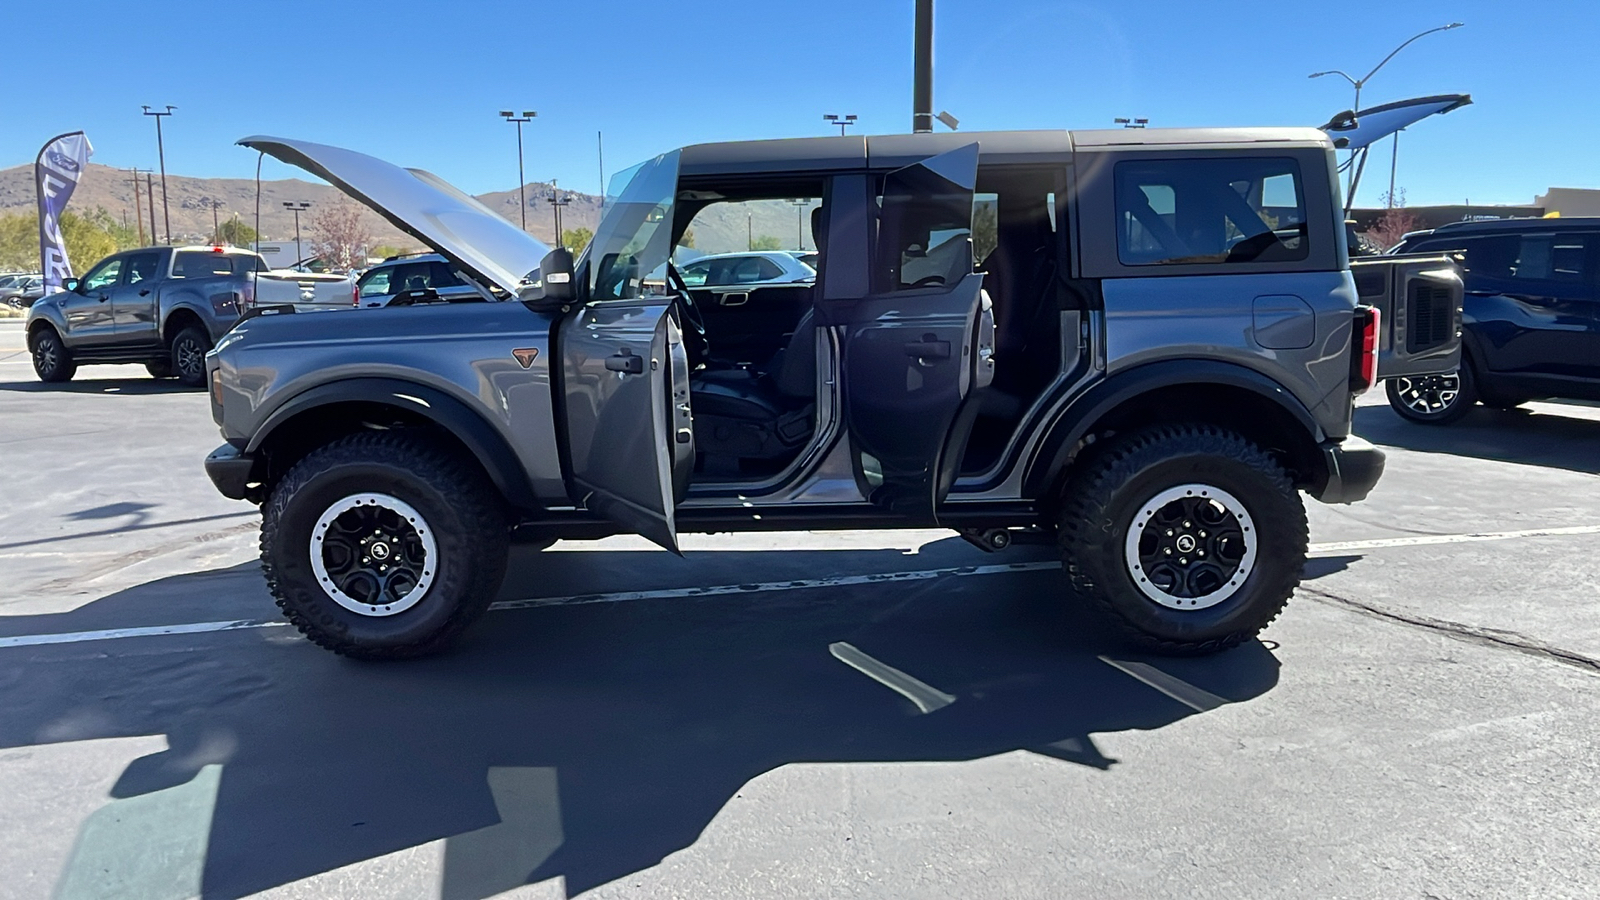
(783, 249, 820, 269)
(352, 253, 480, 308)
(2, 275, 45, 309)
(1382, 217, 1599, 423)
(24, 245, 352, 387)
(677, 250, 815, 288)
(204, 128, 1457, 661)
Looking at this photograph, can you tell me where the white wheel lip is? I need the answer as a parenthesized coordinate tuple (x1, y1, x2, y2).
(1123, 483, 1257, 611)
(309, 492, 437, 618)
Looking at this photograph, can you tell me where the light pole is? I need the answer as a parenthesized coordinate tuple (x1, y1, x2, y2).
(141, 105, 176, 242)
(547, 186, 571, 246)
(788, 198, 808, 249)
(499, 110, 536, 231)
(1310, 22, 1464, 203)
(823, 114, 858, 136)
(283, 201, 311, 266)
(1114, 117, 1149, 129)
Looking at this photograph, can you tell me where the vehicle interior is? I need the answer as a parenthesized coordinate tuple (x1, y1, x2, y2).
(668, 181, 825, 481)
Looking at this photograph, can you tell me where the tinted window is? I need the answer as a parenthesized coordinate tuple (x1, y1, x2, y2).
(875, 164, 975, 292)
(389, 263, 431, 293)
(357, 268, 393, 298)
(124, 252, 162, 285)
(428, 261, 465, 288)
(1431, 234, 1589, 285)
(81, 258, 122, 291)
(1115, 158, 1309, 266)
(172, 252, 240, 278)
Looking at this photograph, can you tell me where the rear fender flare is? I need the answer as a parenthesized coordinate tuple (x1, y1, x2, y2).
(1023, 359, 1327, 498)
(247, 377, 542, 510)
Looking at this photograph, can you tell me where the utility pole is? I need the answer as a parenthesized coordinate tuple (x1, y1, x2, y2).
(141, 105, 176, 242)
(146, 173, 158, 244)
(127, 167, 147, 245)
(912, 0, 933, 133)
(283, 201, 311, 266)
(748, 212, 753, 251)
(823, 114, 858, 136)
(499, 110, 536, 231)
(202, 198, 222, 243)
(547, 183, 571, 246)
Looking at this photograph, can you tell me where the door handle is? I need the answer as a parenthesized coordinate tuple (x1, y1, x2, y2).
(903, 337, 951, 360)
(719, 292, 749, 307)
(604, 350, 645, 375)
(139, 289, 152, 296)
(97, 295, 109, 302)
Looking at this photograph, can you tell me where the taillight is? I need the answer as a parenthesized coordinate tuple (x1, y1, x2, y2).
(1350, 305, 1380, 393)
(352, 283, 360, 307)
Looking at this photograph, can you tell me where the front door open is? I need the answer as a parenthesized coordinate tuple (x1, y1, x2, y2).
(558, 151, 693, 552)
(837, 144, 993, 519)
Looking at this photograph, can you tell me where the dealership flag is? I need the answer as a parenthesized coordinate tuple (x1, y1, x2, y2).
(35, 131, 94, 294)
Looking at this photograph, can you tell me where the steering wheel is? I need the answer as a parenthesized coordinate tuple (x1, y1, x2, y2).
(908, 274, 947, 289)
(666, 263, 710, 367)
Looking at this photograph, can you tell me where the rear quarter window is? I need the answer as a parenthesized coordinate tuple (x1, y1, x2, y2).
(1114, 157, 1310, 267)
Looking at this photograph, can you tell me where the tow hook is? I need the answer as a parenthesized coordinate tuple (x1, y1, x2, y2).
(959, 528, 1014, 552)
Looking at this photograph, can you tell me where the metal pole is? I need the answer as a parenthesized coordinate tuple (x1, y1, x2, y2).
(146, 173, 158, 244)
(1388, 131, 1401, 209)
(210, 200, 220, 242)
(128, 168, 145, 245)
(293, 209, 302, 263)
(748, 213, 753, 251)
(516, 120, 527, 231)
(143, 106, 176, 242)
(912, 0, 934, 133)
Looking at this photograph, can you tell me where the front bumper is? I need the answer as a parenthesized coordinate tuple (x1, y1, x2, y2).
(1311, 435, 1386, 504)
(205, 443, 257, 501)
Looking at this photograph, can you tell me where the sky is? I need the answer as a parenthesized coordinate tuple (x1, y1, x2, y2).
(3, 0, 1595, 208)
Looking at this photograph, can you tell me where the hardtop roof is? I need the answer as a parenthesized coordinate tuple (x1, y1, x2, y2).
(678, 127, 1331, 176)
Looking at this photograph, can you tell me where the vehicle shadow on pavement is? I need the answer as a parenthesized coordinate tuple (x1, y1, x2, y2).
(0, 377, 202, 395)
(0, 538, 1284, 899)
(1356, 402, 1600, 475)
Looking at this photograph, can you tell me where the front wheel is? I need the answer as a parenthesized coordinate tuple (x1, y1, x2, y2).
(29, 326, 76, 382)
(170, 326, 212, 387)
(261, 432, 510, 659)
(1386, 368, 1477, 425)
(1056, 425, 1307, 655)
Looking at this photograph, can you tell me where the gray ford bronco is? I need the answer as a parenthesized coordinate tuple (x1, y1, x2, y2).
(204, 129, 1460, 660)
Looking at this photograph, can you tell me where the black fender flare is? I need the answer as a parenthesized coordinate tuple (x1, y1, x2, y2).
(1023, 359, 1328, 497)
(246, 377, 542, 510)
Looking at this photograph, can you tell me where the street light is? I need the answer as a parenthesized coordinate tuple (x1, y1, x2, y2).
(788, 199, 809, 249)
(499, 110, 537, 231)
(823, 114, 858, 136)
(1114, 117, 1149, 129)
(283, 201, 311, 266)
(141, 105, 176, 243)
(1310, 22, 1464, 204)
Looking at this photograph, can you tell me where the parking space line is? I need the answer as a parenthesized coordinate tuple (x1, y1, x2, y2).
(829, 642, 957, 713)
(1098, 656, 1228, 712)
(4, 522, 1599, 651)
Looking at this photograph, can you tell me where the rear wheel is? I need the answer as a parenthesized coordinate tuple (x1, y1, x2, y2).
(1386, 367, 1477, 425)
(29, 326, 76, 382)
(1056, 424, 1307, 655)
(170, 326, 211, 387)
(261, 431, 510, 659)
(145, 360, 174, 379)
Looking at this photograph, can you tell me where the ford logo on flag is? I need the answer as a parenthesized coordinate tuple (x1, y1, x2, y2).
(47, 150, 80, 173)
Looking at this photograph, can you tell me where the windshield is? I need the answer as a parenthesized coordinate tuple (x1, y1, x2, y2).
(587, 150, 681, 301)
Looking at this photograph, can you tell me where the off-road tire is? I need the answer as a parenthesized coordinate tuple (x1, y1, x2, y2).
(29, 326, 76, 382)
(145, 359, 174, 379)
(170, 326, 211, 387)
(261, 431, 510, 660)
(1386, 366, 1477, 425)
(1056, 424, 1307, 655)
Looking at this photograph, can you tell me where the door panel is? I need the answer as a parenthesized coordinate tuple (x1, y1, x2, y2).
(837, 143, 991, 519)
(62, 257, 120, 346)
(110, 250, 164, 344)
(559, 298, 691, 552)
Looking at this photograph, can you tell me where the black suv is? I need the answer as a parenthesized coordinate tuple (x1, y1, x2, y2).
(1385, 218, 1600, 423)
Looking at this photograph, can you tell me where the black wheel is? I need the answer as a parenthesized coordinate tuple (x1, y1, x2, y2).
(170, 326, 212, 387)
(1056, 424, 1307, 655)
(29, 326, 76, 382)
(261, 431, 510, 659)
(1385, 367, 1477, 425)
(145, 359, 174, 379)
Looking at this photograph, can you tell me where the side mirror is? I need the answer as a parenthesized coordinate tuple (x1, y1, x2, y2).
(522, 247, 575, 310)
(63, 278, 80, 293)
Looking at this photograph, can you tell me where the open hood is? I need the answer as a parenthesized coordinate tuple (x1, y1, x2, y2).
(1319, 94, 1472, 151)
(238, 136, 550, 295)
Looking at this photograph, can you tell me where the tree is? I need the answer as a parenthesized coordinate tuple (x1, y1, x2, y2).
(751, 234, 783, 251)
(217, 218, 259, 248)
(1365, 189, 1419, 252)
(0, 210, 120, 273)
(309, 200, 374, 272)
(561, 227, 593, 253)
(369, 244, 411, 260)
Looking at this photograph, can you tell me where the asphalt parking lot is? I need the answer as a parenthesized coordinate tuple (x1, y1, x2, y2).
(2, 315, 1598, 899)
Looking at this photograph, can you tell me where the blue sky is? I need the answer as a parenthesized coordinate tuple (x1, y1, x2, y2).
(4, 0, 1594, 207)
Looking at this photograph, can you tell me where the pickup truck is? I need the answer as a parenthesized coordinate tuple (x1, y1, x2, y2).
(24, 245, 352, 386)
